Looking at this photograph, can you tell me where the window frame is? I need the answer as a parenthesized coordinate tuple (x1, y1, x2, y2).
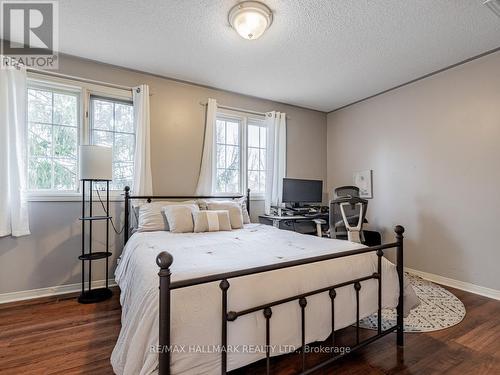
(214, 108, 266, 200)
(246, 117, 267, 197)
(26, 73, 133, 202)
(89, 95, 135, 192)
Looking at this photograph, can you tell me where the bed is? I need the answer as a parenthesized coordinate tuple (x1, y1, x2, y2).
(111, 188, 410, 375)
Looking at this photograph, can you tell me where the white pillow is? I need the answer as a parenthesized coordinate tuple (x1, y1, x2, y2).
(235, 197, 251, 224)
(193, 210, 232, 232)
(206, 201, 244, 229)
(164, 204, 199, 233)
(136, 200, 196, 232)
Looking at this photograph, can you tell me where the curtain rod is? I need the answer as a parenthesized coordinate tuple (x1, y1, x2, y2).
(199, 102, 267, 117)
(26, 68, 135, 92)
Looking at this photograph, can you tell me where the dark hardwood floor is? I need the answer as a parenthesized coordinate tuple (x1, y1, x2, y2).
(0, 286, 499, 374)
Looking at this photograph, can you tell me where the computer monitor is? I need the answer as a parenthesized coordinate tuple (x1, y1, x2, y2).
(282, 178, 323, 206)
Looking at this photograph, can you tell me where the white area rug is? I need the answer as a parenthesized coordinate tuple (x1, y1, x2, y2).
(359, 274, 466, 332)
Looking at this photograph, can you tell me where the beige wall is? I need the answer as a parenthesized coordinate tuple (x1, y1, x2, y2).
(327, 51, 500, 290)
(0, 55, 327, 296)
(58, 55, 327, 195)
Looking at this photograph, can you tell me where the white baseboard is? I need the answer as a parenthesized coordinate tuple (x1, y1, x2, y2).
(0, 279, 117, 304)
(405, 267, 500, 301)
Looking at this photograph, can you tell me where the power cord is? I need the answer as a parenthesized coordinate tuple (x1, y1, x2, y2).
(95, 188, 125, 235)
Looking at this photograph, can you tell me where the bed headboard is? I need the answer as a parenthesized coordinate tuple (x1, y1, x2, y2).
(123, 187, 251, 244)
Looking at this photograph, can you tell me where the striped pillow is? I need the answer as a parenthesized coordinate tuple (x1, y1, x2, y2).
(193, 210, 232, 232)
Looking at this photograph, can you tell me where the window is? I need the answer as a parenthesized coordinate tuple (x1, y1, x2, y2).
(214, 111, 266, 196)
(27, 86, 80, 191)
(26, 74, 134, 200)
(215, 116, 241, 193)
(247, 119, 266, 194)
(90, 96, 135, 191)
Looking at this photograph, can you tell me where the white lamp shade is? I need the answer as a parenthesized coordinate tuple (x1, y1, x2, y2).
(228, 1, 273, 40)
(79, 145, 113, 180)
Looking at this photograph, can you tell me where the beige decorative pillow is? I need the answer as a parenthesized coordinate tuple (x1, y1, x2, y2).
(163, 204, 199, 233)
(137, 200, 196, 232)
(206, 201, 244, 229)
(198, 198, 250, 224)
(193, 210, 232, 232)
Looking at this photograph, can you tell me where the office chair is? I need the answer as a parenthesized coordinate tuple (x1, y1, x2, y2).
(334, 185, 360, 199)
(329, 186, 368, 243)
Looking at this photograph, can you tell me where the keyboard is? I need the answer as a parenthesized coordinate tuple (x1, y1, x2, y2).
(303, 213, 323, 218)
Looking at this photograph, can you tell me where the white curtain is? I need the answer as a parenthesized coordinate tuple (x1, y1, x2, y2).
(265, 111, 287, 214)
(0, 65, 30, 237)
(195, 98, 217, 195)
(132, 84, 153, 195)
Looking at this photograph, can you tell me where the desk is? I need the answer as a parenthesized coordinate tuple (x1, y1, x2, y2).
(258, 213, 329, 235)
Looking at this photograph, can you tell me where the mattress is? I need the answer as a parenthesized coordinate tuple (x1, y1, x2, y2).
(111, 224, 404, 375)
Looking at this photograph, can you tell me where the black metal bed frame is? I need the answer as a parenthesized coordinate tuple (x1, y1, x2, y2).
(123, 187, 405, 375)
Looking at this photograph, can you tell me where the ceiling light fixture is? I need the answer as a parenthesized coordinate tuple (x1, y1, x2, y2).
(229, 1, 273, 40)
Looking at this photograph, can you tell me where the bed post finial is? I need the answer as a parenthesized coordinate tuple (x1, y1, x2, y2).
(157, 251, 174, 270)
(394, 225, 404, 347)
(157, 251, 173, 375)
(394, 225, 405, 237)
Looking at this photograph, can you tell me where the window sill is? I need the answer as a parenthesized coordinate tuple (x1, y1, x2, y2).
(27, 192, 125, 202)
(213, 193, 265, 201)
(26, 192, 265, 202)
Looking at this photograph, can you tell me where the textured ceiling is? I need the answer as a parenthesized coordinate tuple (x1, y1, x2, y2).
(54, 1, 500, 111)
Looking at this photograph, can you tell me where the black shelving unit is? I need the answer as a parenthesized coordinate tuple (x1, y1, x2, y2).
(78, 179, 113, 304)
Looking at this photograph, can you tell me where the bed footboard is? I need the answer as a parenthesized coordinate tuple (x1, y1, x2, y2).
(156, 225, 405, 375)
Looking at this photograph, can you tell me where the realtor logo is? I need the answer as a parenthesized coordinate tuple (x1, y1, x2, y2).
(1, 0, 58, 68)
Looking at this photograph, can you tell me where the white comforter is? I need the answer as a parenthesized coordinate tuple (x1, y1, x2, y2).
(111, 224, 403, 375)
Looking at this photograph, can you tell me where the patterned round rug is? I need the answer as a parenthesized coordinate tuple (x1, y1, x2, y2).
(359, 274, 466, 332)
